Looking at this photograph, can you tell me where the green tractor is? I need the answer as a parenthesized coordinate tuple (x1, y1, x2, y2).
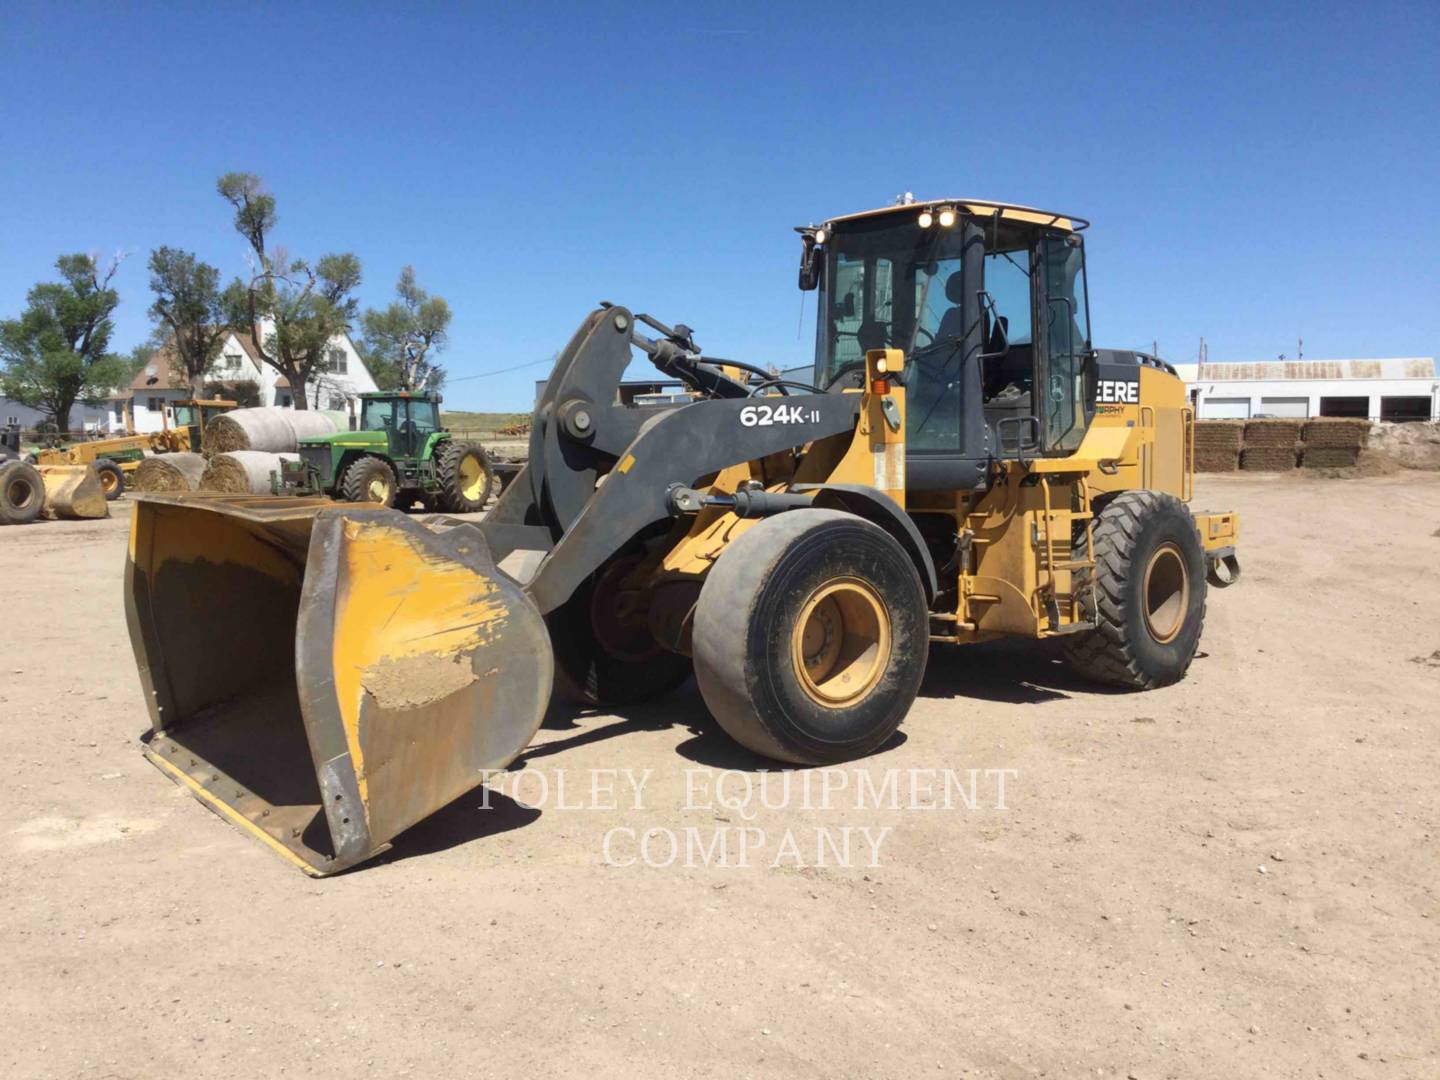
(278, 390, 496, 512)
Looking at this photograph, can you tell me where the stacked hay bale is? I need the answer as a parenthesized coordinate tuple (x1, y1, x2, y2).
(204, 407, 340, 455)
(200, 451, 299, 494)
(1240, 419, 1302, 471)
(1300, 419, 1369, 469)
(133, 452, 208, 492)
(1193, 421, 1244, 472)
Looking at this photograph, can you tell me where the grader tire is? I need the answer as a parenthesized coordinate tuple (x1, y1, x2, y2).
(0, 460, 45, 526)
(94, 459, 125, 500)
(693, 509, 928, 765)
(1063, 490, 1207, 689)
(340, 455, 398, 508)
(435, 441, 493, 514)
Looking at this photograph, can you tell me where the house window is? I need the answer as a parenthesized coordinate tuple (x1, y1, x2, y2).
(147, 397, 164, 412)
(5, 415, 17, 426)
(223, 351, 242, 371)
(326, 348, 348, 375)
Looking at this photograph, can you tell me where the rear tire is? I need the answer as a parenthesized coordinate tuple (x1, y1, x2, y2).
(339, 456, 398, 508)
(94, 459, 125, 500)
(693, 509, 928, 765)
(1063, 490, 1207, 689)
(436, 441, 494, 513)
(0, 460, 45, 526)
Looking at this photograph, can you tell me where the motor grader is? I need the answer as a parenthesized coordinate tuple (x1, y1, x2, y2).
(33, 398, 236, 499)
(125, 198, 1240, 875)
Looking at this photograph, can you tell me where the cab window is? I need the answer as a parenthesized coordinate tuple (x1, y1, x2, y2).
(361, 398, 396, 432)
(410, 400, 440, 437)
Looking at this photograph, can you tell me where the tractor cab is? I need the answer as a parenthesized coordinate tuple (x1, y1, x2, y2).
(799, 199, 1095, 491)
(170, 398, 237, 451)
(356, 390, 444, 459)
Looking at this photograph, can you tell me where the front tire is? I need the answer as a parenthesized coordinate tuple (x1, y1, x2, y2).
(1064, 490, 1207, 689)
(94, 459, 125, 500)
(340, 455, 398, 507)
(548, 555, 693, 707)
(436, 441, 494, 513)
(693, 509, 928, 765)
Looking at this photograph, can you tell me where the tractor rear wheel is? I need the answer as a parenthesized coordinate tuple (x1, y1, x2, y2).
(0, 460, 45, 526)
(693, 509, 928, 765)
(340, 455, 398, 508)
(436, 441, 494, 513)
(1063, 490, 1207, 689)
(94, 460, 125, 500)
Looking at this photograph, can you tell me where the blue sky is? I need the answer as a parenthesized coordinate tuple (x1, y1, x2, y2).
(2, 1, 1436, 410)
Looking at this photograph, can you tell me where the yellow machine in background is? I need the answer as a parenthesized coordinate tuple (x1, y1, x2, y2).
(34, 399, 235, 499)
(124, 200, 1239, 874)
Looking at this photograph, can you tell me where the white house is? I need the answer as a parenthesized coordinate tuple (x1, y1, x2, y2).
(1177, 357, 1439, 422)
(128, 323, 380, 434)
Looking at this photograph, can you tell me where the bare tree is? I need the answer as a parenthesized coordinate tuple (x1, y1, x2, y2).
(216, 172, 361, 410)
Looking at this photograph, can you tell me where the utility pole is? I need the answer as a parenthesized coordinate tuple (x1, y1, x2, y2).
(1152, 339, 1158, 359)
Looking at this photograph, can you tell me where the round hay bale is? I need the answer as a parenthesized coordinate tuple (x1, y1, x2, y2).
(204, 408, 339, 454)
(133, 452, 207, 492)
(200, 451, 299, 494)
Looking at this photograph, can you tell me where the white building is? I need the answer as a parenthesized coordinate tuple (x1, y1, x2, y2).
(127, 324, 379, 434)
(1177, 357, 1439, 422)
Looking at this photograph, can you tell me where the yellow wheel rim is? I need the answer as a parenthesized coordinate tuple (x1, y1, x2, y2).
(458, 453, 486, 501)
(367, 475, 391, 504)
(790, 577, 890, 707)
(1142, 542, 1189, 644)
(99, 469, 118, 494)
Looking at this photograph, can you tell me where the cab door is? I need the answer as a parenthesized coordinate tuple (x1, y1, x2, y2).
(1037, 233, 1094, 453)
(393, 399, 419, 458)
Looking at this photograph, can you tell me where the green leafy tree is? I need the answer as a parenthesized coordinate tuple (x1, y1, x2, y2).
(216, 172, 361, 410)
(0, 254, 127, 432)
(359, 266, 452, 391)
(148, 246, 228, 397)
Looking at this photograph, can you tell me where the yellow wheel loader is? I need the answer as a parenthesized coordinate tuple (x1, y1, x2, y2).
(125, 199, 1240, 875)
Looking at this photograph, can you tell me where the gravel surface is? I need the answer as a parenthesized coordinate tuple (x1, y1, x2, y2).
(2, 474, 1437, 1079)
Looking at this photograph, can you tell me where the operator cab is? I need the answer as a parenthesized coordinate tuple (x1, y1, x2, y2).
(358, 390, 443, 459)
(800, 199, 1095, 491)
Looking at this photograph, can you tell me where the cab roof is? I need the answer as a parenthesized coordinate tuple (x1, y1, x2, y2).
(820, 198, 1088, 233)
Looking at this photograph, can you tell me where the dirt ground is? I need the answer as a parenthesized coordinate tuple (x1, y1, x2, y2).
(2, 473, 1437, 1080)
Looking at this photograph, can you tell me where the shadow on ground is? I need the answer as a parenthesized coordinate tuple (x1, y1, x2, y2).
(372, 636, 1145, 864)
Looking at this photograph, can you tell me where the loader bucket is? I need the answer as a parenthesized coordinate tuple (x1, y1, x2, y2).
(39, 463, 108, 520)
(125, 494, 553, 875)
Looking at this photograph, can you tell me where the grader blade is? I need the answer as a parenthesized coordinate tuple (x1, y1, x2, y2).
(125, 495, 553, 875)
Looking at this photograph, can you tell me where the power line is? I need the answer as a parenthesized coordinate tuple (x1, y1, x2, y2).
(444, 356, 554, 383)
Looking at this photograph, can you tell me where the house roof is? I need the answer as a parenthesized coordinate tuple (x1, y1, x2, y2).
(130, 344, 190, 391)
